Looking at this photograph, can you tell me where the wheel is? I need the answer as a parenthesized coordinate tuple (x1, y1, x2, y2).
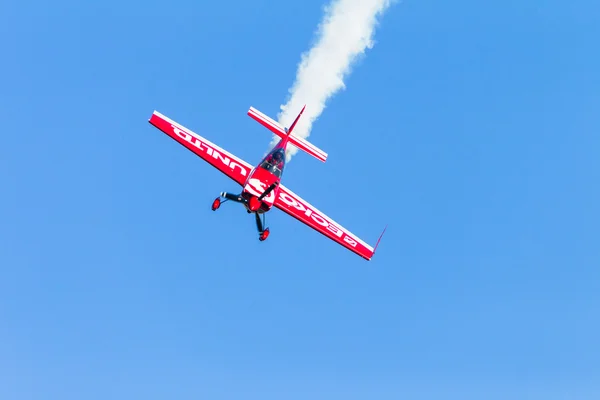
(211, 197, 221, 211)
(259, 228, 270, 241)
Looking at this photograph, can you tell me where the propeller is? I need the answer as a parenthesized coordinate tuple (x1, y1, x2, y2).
(257, 182, 278, 201)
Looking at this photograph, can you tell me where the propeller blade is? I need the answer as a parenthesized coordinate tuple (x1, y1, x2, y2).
(258, 182, 278, 201)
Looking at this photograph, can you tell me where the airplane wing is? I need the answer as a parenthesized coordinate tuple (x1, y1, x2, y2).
(275, 184, 382, 260)
(149, 111, 253, 186)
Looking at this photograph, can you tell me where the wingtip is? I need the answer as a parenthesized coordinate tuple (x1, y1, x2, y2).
(373, 224, 388, 254)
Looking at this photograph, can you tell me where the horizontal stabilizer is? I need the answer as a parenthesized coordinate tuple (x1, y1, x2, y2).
(247, 106, 328, 162)
(287, 132, 327, 162)
(248, 107, 286, 137)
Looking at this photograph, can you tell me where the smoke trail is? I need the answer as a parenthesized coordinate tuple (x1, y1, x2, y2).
(271, 0, 394, 160)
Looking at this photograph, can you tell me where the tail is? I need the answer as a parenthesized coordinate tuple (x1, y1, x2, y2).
(248, 105, 328, 162)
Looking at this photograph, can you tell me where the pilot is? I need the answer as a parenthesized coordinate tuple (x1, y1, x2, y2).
(269, 150, 284, 175)
(272, 150, 284, 166)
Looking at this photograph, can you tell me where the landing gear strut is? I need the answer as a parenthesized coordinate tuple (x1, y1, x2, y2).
(212, 192, 244, 211)
(255, 212, 270, 241)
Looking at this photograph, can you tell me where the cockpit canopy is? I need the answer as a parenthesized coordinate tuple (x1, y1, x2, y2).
(260, 148, 285, 177)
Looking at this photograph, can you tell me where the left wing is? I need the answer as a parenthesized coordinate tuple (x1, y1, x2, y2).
(274, 184, 382, 260)
(149, 111, 253, 186)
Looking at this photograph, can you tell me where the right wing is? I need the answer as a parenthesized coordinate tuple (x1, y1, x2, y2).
(149, 111, 253, 186)
(274, 184, 381, 260)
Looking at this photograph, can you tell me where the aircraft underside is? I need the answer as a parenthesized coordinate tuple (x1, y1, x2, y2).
(211, 191, 270, 241)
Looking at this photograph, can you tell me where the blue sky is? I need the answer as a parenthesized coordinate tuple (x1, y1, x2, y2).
(1, 0, 599, 399)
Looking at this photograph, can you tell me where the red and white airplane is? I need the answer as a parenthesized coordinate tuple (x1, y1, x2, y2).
(148, 105, 386, 260)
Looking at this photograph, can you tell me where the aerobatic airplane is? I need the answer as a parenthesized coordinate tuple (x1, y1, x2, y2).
(148, 105, 386, 260)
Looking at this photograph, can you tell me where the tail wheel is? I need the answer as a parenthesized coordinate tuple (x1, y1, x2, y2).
(211, 197, 221, 211)
(259, 228, 270, 241)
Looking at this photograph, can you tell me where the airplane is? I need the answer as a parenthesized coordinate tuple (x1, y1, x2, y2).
(148, 105, 386, 260)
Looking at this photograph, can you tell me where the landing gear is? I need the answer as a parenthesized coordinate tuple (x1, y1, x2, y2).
(255, 212, 270, 241)
(212, 191, 272, 241)
(211, 192, 243, 211)
(259, 228, 270, 241)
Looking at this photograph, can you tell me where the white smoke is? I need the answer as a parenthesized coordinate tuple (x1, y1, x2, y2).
(271, 0, 394, 160)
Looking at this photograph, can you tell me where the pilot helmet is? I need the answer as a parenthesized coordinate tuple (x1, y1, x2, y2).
(273, 151, 284, 163)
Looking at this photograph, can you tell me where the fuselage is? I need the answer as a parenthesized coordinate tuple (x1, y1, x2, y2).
(241, 137, 288, 213)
